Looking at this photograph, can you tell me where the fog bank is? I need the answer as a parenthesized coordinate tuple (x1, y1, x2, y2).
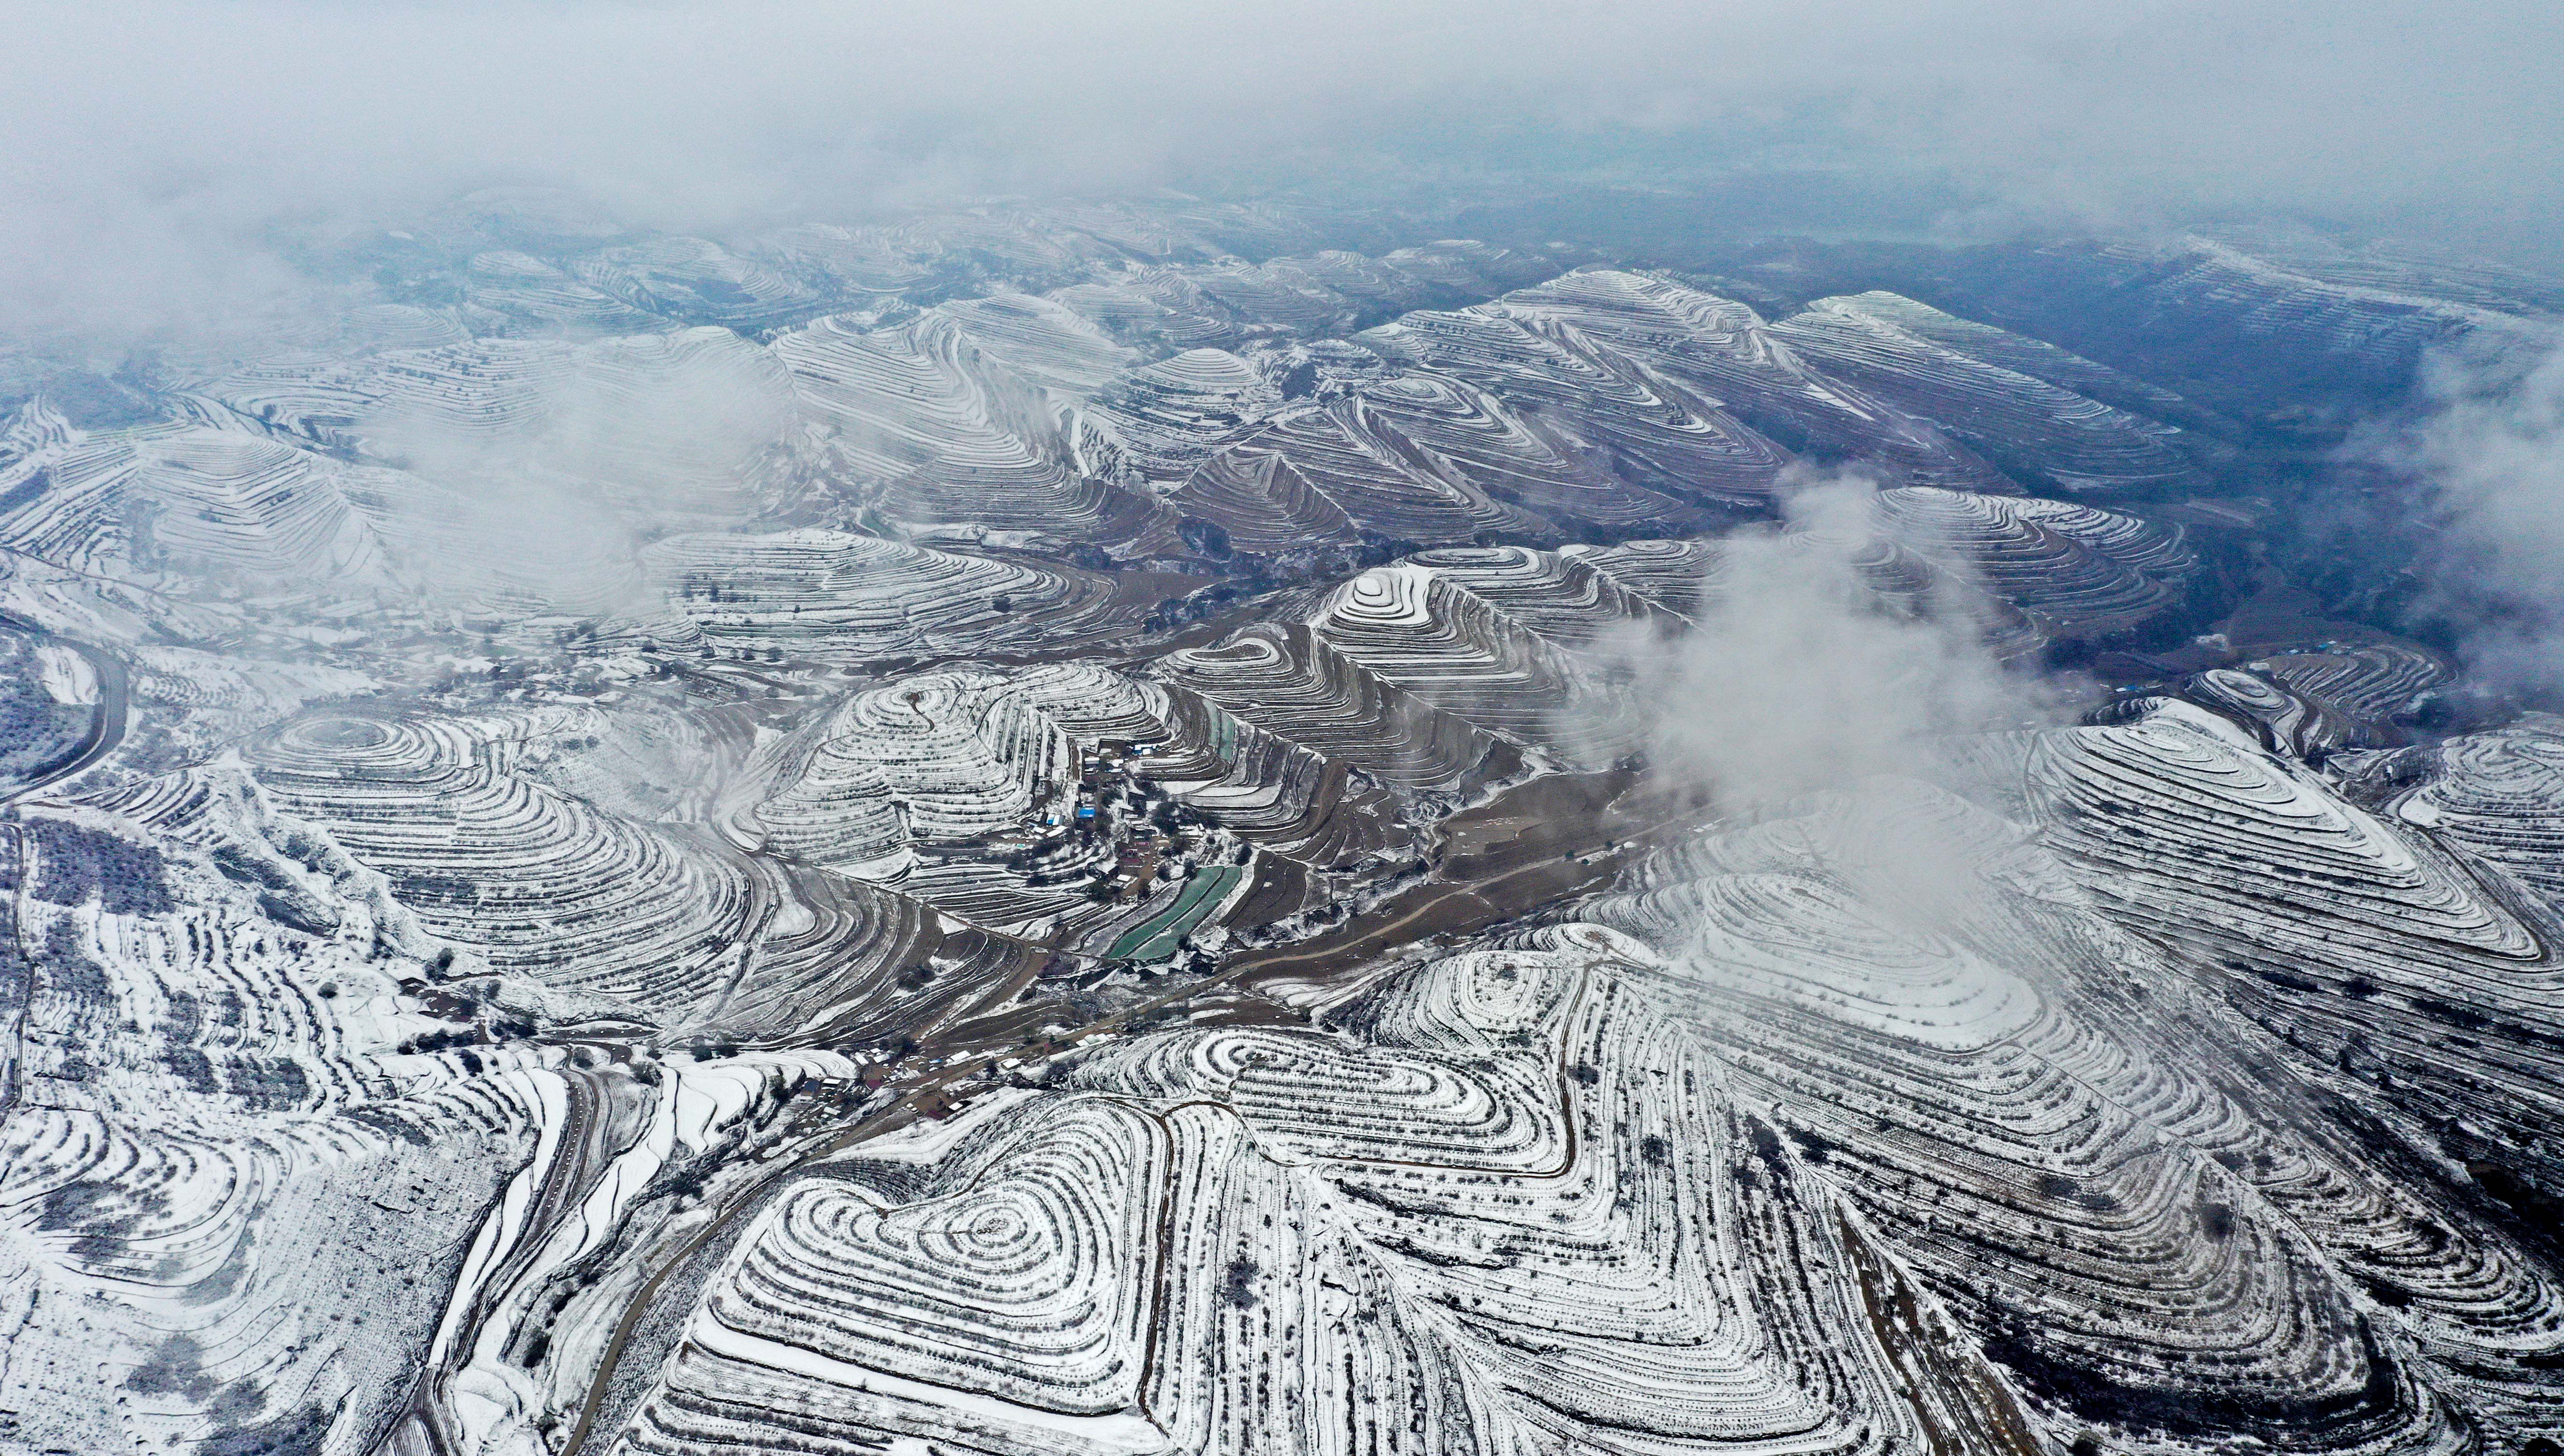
(5, 0, 2560, 342)
(2386, 331, 2564, 693)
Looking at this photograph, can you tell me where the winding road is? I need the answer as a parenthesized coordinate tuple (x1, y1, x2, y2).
(0, 610, 130, 805)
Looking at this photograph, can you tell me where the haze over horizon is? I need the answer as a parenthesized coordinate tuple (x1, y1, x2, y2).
(7, 0, 2562, 344)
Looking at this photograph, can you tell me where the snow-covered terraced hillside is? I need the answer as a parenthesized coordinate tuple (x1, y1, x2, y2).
(0, 786, 549, 1455)
(247, 708, 768, 1015)
(748, 659, 1398, 941)
(6, 199, 2558, 1456)
(643, 529, 1147, 661)
(1576, 705, 2564, 1451)
(616, 935, 1990, 1456)
(1156, 621, 1524, 796)
(775, 309, 1167, 544)
(1398, 268, 2026, 493)
(1773, 296, 2205, 493)
(1164, 388, 1558, 551)
(1871, 486, 2199, 642)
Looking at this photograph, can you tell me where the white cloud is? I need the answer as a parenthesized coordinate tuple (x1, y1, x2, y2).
(1618, 472, 2065, 814)
(2391, 330, 2564, 691)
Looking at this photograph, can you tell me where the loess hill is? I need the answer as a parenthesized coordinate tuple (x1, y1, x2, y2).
(2, 193, 2560, 1456)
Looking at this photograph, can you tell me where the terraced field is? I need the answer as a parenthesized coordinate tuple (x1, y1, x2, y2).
(4, 196, 2559, 1456)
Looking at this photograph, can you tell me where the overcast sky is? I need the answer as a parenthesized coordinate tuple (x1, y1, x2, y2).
(4, 0, 2559, 342)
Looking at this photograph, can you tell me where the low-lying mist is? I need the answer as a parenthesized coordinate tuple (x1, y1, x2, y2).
(1597, 471, 2073, 947)
(1627, 474, 2067, 814)
(2378, 329, 2564, 697)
